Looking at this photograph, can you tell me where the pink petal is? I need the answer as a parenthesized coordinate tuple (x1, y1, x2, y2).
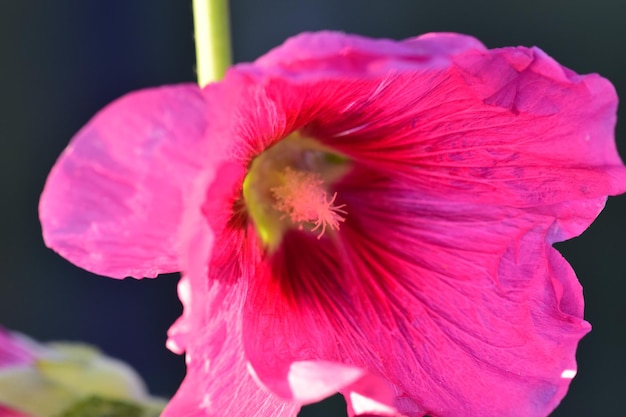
(341, 374, 399, 417)
(242, 193, 591, 417)
(285, 361, 364, 403)
(165, 160, 298, 417)
(40, 84, 208, 278)
(255, 31, 486, 76)
(163, 279, 298, 417)
(0, 405, 28, 417)
(0, 328, 33, 368)
(307, 63, 623, 218)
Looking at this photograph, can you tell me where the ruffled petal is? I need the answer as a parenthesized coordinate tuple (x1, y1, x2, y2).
(242, 190, 591, 416)
(255, 31, 486, 77)
(163, 279, 298, 417)
(40, 84, 208, 278)
(165, 159, 298, 417)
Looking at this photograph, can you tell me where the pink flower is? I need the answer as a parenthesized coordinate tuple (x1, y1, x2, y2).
(40, 32, 626, 417)
(0, 330, 31, 417)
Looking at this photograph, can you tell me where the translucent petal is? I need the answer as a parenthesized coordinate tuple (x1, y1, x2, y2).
(40, 85, 208, 278)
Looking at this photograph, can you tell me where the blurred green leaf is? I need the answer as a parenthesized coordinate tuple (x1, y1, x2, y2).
(55, 396, 143, 417)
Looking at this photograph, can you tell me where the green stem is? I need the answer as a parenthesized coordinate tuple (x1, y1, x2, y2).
(193, 0, 232, 86)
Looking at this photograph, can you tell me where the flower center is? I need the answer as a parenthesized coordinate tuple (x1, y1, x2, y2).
(242, 133, 351, 249)
(271, 167, 347, 238)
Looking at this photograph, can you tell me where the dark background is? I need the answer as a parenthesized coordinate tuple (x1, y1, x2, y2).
(1, 1, 625, 416)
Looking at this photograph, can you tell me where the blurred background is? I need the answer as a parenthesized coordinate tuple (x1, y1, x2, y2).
(1, 1, 625, 416)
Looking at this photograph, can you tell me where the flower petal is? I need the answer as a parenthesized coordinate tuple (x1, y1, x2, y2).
(163, 279, 299, 417)
(285, 361, 364, 403)
(341, 374, 400, 417)
(242, 191, 591, 416)
(40, 84, 208, 278)
(255, 31, 486, 77)
(0, 329, 33, 368)
(165, 157, 299, 417)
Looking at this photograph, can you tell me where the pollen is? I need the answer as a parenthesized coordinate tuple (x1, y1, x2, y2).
(270, 167, 347, 239)
(242, 133, 351, 247)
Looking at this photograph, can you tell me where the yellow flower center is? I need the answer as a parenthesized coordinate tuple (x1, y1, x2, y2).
(242, 133, 351, 249)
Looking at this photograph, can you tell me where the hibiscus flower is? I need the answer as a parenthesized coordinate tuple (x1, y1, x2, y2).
(39, 32, 626, 417)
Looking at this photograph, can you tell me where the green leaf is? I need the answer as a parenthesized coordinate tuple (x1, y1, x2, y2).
(55, 396, 148, 417)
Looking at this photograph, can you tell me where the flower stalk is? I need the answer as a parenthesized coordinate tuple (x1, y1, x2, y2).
(192, 0, 232, 86)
